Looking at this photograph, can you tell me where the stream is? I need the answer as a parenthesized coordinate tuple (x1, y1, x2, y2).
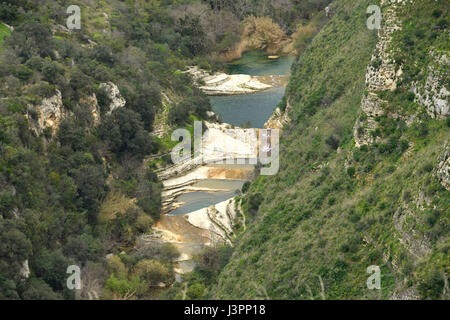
(210, 51, 295, 128)
(155, 51, 294, 277)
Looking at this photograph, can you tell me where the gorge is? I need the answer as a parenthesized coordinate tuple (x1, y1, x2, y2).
(149, 51, 294, 277)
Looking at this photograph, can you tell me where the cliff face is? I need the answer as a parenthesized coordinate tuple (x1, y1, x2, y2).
(413, 52, 450, 120)
(354, 0, 405, 148)
(437, 144, 450, 191)
(26, 82, 125, 136)
(26, 89, 65, 136)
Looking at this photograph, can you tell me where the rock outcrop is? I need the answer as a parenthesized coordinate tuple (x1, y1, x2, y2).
(413, 53, 450, 119)
(79, 93, 101, 125)
(354, 0, 405, 147)
(436, 143, 450, 191)
(186, 67, 272, 95)
(27, 89, 65, 135)
(264, 100, 292, 130)
(99, 82, 126, 114)
(26, 82, 125, 135)
(20, 260, 30, 279)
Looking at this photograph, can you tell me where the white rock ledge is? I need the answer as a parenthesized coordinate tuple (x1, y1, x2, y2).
(186, 66, 272, 95)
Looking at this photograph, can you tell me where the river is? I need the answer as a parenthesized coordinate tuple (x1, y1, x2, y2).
(210, 51, 295, 128)
(154, 51, 294, 276)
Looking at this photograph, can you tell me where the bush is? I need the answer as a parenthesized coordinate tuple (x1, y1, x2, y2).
(107, 255, 127, 279)
(325, 135, 340, 150)
(248, 193, 263, 216)
(15, 64, 33, 81)
(241, 181, 251, 194)
(347, 167, 355, 177)
(186, 283, 205, 299)
(418, 269, 445, 299)
(134, 259, 172, 286)
(42, 60, 62, 84)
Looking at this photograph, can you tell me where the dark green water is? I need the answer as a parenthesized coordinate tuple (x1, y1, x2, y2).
(226, 50, 295, 76)
(211, 51, 295, 128)
(210, 87, 286, 128)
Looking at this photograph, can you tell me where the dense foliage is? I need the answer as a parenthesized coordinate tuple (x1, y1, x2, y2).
(209, 0, 449, 300)
(0, 0, 217, 299)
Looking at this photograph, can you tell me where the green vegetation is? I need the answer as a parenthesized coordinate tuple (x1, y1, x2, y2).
(208, 0, 449, 300)
(0, 0, 448, 301)
(0, 23, 11, 51)
(0, 0, 215, 299)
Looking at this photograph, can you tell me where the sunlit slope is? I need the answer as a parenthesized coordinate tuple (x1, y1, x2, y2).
(210, 0, 449, 300)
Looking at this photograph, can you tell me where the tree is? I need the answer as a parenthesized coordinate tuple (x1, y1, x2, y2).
(0, 220, 32, 282)
(30, 249, 74, 291)
(21, 278, 62, 300)
(98, 108, 154, 159)
(8, 21, 54, 60)
(69, 68, 92, 93)
(176, 15, 210, 56)
(71, 164, 108, 222)
(168, 102, 189, 125)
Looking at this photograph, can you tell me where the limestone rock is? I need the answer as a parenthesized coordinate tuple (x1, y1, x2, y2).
(436, 143, 450, 191)
(354, 0, 405, 148)
(20, 260, 30, 279)
(264, 100, 292, 130)
(80, 93, 101, 125)
(27, 89, 64, 135)
(413, 53, 449, 120)
(186, 66, 272, 95)
(99, 82, 126, 114)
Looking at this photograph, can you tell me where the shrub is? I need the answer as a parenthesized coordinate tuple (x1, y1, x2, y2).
(347, 167, 355, 177)
(186, 283, 205, 300)
(418, 269, 445, 299)
(325, 135, 340, 150)
(241, 181, 251, 194)
(134, 259, 172, 286)
(15, 64, 33, 81)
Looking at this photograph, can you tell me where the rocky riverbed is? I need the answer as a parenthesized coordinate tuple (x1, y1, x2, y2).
(144, 122, 261, 276)
(186, 66, 288, 95)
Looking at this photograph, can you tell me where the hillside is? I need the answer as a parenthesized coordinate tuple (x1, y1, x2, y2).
(209, 0, 449, 300)
(0, 0, 332, 301)
(0, 0, 448, 301)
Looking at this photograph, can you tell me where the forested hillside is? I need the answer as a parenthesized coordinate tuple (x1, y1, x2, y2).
(0, 0, 332, 300)
(209, 0, 449, 300)
(1, 0, 447, 301)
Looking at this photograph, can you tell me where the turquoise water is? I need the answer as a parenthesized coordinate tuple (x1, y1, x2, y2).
(210, 86, 286, 128)
(211, 51, 294, 128)
(168, 52, 294, 216)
